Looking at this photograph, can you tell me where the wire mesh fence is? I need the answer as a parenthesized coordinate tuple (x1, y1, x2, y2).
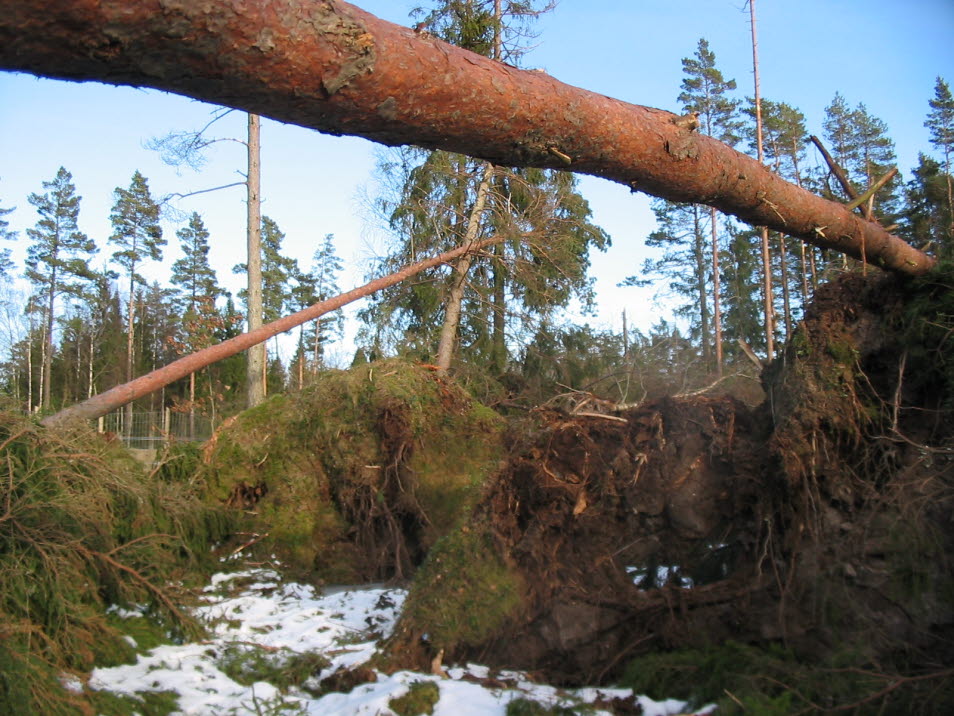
(97, 410, 214, 449)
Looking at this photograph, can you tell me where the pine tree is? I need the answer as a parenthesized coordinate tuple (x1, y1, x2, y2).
(625, 200, 711, 350)
(170, 212, 222, 312)
(25, 167, 98, 410)
(0, 201, 15, 278)
(109, 169, 164, 425)
(677, 38, 741, 372)
(925, 76, 954, 245)
(744, 98, 811, 338)
(822, 95, 900, 222)
(902, 154, 952, 259)
(360, 0, 606, 375)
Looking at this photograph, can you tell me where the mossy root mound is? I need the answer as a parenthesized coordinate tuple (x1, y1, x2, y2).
(201, 358, 505, 582)
(389, 270, 954, 712)
(0, 409, 231, 715)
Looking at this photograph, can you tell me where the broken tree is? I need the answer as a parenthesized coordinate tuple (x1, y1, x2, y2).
(0, 0, 933, 276)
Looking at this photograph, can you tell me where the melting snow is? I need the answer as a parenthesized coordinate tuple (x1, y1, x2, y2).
(89, 566, 713, 715)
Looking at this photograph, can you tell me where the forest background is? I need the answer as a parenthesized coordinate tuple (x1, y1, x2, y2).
(0, 0, 952, 420)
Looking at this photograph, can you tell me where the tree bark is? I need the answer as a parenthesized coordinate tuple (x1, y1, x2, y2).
(42, 236, 505, 426)
(246, 113, 265, 408)
(435, 162, 495, 374)
(749, 0, 775, 361)
(0, 0, 933, 276)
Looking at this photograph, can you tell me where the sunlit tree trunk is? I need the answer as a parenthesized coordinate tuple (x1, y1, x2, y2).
(750, 0, 774, 360)
(246, 113, 264, 407)
(710, 206, 722, 375)
(435, 162, 495, 374)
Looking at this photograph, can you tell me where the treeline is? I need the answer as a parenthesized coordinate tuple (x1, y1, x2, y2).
(1, 1, 952, 420)
(354, 4, 953, 403)
(0, 168, 344, 419)
(622, 42, 954, 374)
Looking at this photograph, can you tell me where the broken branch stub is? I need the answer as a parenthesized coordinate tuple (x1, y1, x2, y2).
(0, 0, 934, 275)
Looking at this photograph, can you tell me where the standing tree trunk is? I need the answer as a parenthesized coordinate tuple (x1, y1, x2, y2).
(43, 273, 55, 410)
(749, 0, 775, 360)
(124, 262, 137, 438)
(692, 205, 711, 368)
(435, 162, 495, 374)
(709, 206, 723, 375)
(246, 113, 264, 408)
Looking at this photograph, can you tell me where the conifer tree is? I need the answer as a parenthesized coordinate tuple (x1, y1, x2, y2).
(170, 212, 224, 428)
(25, 167, 97, 410)
(902, 154, 952, 259)
(822, 95, 900, 222)
(363, 0, 606, 374)
(678, 38, 741, 372)
(0, 201, 15, 278)
(109, 170, 164, 425)
(233, 215, 297, 394)
(925, 76, 954, 244)
(301, 233, 344, 374)
(170, 212, 222, 311)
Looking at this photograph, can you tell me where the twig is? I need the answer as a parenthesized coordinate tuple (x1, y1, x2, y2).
(231, 531, 270, 556)
(572, 411, 628, 423)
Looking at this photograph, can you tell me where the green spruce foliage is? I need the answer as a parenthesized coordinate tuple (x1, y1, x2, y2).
(0, 409, 232, 715)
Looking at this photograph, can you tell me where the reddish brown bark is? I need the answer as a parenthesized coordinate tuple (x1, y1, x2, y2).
(1, 0, 933, 275)
(42, 237, 503, 425)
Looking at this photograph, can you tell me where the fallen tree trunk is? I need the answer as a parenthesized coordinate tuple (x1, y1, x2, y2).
(1, 0, 933, 275)
(42, 237, 503, 426)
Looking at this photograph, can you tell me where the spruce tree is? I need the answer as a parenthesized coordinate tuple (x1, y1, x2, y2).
(233, 215, 298, 395)
(302, 233, 344, 373)
(902, 154, 952, 259)
(25, 167, 98, 410)
(170, 211, 225, 426)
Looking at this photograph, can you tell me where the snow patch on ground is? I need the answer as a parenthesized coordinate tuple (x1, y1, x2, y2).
(90, 567, 713, 715)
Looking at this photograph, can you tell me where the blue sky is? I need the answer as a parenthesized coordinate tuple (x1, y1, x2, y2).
(1, 0, 952, 363)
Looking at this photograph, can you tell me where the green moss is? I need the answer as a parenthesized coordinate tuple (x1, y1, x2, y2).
(399, 526, 525, 650)
(200, 360, 505, 579)
(825, 338, 859, 365)
(388, 680, 440, 716)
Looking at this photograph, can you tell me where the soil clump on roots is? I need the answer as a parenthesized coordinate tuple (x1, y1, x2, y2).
(388, 270, 954, 710)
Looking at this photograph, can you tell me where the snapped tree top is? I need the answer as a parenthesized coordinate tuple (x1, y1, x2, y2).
(0, 0, 933, 275)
